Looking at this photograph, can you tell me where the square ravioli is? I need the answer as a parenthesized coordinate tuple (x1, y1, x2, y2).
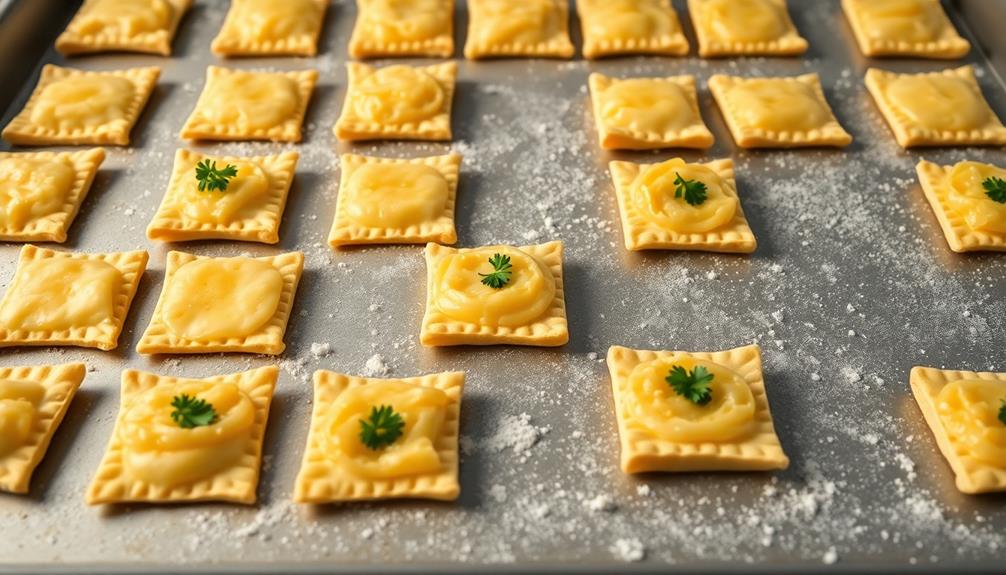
(86, 365, 278, 505)
(181, 67, 318, 143)
(577, 0, 688, 59)
(211, 0, 328, 56)
(137, 251, 304, 355)
(915, 160, 1006, 253)
(147, 149, 299, 244)
(294, 370, 463, 503)
(334, 62, 456, 142)
(841, 0, 969, 59)
(609, 158, 756, 253)
(0, 148, 105, 242)
(589, 73, 713, 150)
(55, 0, 192, 56)
(910, 366, 1006, 494)
(329, 153, 460, 247)
(2, 65, 160, 147)
(349, 0, 454, 58)
(464, 0, 574, 59)
(0, 363, 86, 494)
(420, 241, 568, 347)
(607, 344, 789, 473)
(709, 74, 852, 148)
(865, 66, 1006, 149)
(688, 0, 807, 57)
(0, 245, 148, 351)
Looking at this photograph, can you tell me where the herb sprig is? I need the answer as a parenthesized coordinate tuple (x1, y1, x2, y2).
(666, 365, 714, 406)
(359, 405, 405, 450)
(983, 176, 1006, 204)
(999, 399, 1006, 426)
(195, 159, 238, 192)
(673, 173, 708, 206)
(170, 394, 218, 429)
(479, 253, 513, 289)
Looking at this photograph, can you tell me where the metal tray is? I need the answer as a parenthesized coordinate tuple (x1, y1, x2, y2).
(1, 0, 1005, 573)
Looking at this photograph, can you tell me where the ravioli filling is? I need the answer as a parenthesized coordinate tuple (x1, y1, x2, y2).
(162, 258, 283, 340)
(69, 0, 173, 38)
(885, 75, 987, 132)
(856, 0, 942, 43)
(231, 0, 322, 41)
(0, 380, 45, 456)
(475, 0, 559, 45)
(725, 80, 829, 132)
(432, 247, 555, 327)
(631, 158, 738, 233)
(0, 258, 121, 332)
(361, 0, 447, 42)
(120, 380, 254, 486)
(705, 0, 786, 42)
(584, 0, 672, 41)
(204, 73, 299, 131)
(180, 160, 270, 225)
(344, 163, 448, 228)
(626, 356, 756, 443)
(0, 157, 76, 230)
(602, 79, 695, 134)
(946, 162, 1006, 234)
(321, 380, 450, 479)
(352, 66, 445, 124)
(936, 379, 1006, 468)
(31, 76, 135, 132)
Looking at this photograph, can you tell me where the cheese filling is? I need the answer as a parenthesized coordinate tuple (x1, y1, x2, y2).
(344, 163, 448, 228)
(725, 80, 828, 132)
(855, 0, 942, 43)
(947, 161, 1006, 234)
(232, 0, 322, 41)
(432, 247, 555, 327)
(70, 0, 173, 38)
(119, 380, 255, 486)
(204, 73, 299, 131)
(626, 356, 756, 443)
(180, 161, 270, 225)
(631, 159, 738, 233)
(474, 0, 559, 45)
(0, 259, 121, 332)
(0, 380, 45, 456)
(582, 0, 672, 41)
(352, 65, 444, 124)
(936, 379, 1006, 468)
(0, 157, 75, 229)
(31, 76, 135, 132)
(602, 79, 695, 134)
(361, 0, 447, 42)
(886, 75, 988, 131)
(704, 0, 786, 42)
(320, 380, 450, 479)
(162, 258, 283, 340)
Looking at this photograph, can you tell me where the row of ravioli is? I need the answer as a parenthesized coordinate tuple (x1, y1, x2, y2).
(55, 0, 974, 61)
(5, 60, 1006, 150)
(2, 348, 1003, 502)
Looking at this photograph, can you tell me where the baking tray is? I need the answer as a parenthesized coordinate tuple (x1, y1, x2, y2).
(1, 0, 1005, 573)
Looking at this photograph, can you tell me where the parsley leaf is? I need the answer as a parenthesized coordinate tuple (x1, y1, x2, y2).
(479, 253, 513, 289)
(195, 159, 238, 192)
(170, 394, 218, 429)
(673, 173, 708, 206)
(999, 399, 1006, 426)
(983, 176, 1006, 204)
(666, 365, 714, 405)
(359, 405, 405, 450)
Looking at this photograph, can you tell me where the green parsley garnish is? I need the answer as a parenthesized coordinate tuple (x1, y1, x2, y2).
(983, 176, 1006, 204)
(673, 173, 708, 206)
(666, 365, 714, 405)
(170, 394, 218, 429)
(195, 159, 238, 192)
(999, 399, 1006, 426)
(479, 253, 513, 289)
(359, 405, 405, 450)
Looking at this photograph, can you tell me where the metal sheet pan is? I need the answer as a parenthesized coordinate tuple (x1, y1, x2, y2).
(0, 0, 1004, 572)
